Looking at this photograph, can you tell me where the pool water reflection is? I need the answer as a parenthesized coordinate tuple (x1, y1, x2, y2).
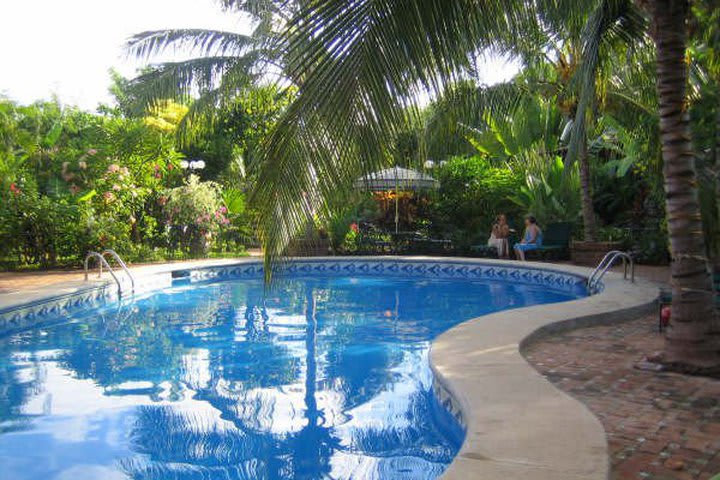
(0, 275, 584, 479)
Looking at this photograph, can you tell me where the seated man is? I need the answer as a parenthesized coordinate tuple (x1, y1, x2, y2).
(487, 214, 511, 258)
(514, 215, 543, 261)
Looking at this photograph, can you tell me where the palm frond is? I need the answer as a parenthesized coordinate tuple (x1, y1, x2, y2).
(251, 0, 560, 272)
(566, 0, 647, 165)
(127, 29, 255, 60)
(424, 80, 530, 159)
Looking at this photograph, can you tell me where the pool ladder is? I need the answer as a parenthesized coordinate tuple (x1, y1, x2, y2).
(587, 250, 634, 292)
(84, 249, 135, 297)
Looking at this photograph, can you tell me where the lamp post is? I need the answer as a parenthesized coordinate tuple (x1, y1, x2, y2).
(179, 159, 206, 178)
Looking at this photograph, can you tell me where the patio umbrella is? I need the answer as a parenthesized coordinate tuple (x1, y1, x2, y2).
(354, 167, 439, 233)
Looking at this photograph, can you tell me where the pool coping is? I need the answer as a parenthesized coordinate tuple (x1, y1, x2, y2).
(429, 260, 658, 480)
(0, 256, 658, 479)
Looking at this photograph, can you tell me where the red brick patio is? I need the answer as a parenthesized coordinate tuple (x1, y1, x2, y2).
(524, 315, 720, 480)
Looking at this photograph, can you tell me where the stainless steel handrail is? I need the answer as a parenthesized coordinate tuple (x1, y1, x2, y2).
(588, 250, 634, 291)
(84, 252, 123, 296)
(101, 249, 135, 293)
(588, 250, 624, 285)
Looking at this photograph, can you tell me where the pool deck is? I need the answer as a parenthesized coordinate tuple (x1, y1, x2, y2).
(525, 314, 720, 480)
(0, 257, 660, 480)
(0, 258, 245, 311)
(429, 261, 658, 480)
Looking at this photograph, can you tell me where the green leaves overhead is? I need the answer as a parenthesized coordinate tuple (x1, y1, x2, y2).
(565, 0, 647, 167)
(251, 0, 556, 271)
(127, 29, 255, 60)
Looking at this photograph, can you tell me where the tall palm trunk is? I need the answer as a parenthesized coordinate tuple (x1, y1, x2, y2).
(649, 0, 720, 369)
(714, 103, 720, 281)
(578, 135, 598, 241)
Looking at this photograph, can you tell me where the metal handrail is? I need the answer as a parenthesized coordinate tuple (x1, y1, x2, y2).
(84, 252, 123, 296)
(587, 250, 635, 291)
(588, 250, 624, 284)
(101, 249, 135, 293)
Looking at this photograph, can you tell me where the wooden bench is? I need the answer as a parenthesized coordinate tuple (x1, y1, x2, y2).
(525, 222, 574, 261)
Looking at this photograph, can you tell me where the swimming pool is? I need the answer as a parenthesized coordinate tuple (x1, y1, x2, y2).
(0, 260, 587, 480)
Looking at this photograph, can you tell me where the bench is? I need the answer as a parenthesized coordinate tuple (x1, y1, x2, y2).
(524, 222, 574, 260)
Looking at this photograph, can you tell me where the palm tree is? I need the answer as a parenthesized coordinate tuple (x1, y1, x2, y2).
(128, 0, 719, 369)
(640, 0, 719, 371)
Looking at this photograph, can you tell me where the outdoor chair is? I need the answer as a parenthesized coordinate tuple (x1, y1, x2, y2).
(470, 230, 520, 258)
(525, 222, 574, 261)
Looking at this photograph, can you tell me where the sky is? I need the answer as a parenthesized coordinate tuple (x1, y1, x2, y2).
(0, 0, 250, 110)
(0, 1, 519, 111)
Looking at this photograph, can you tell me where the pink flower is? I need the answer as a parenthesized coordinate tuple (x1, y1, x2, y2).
(112, 184, 121, 191)
(350, 223, 359, 233)
(219, 206, 227, 214)
(87, 149, 98, 155)
(108, 164, 120, 173)
(104, 191, 115, 202)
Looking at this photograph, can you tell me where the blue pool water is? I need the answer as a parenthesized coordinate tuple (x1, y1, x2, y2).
(0, 273, 584, 480)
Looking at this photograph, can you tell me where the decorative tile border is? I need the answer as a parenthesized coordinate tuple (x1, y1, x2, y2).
(0, 274, 172, 335)
(433, 375, 466, 428)
(183, 258, 589, 295)
(0, 258, 591, 337)
(0, 285, 117, 335)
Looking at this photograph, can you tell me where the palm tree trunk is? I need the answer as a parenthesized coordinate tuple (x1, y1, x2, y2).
(578, 135, 598, 241)
(714, 102, 720, 281)
(649, 0, 720, 369)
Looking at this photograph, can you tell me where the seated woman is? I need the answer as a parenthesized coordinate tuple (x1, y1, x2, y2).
(487, 214, 511, 258)
(514, 215, 543, 261)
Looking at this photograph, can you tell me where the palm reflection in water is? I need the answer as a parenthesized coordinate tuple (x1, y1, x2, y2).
(0, 275, 580, 479)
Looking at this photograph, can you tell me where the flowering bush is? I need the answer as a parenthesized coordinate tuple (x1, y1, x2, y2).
(0, 96, 253, 269)
(163, 175, 229, 254)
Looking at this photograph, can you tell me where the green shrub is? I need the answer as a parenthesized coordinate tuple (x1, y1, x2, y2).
(163, 175, 228, 255)
(510, 155, 581, 227)
(428, 156, 523, 248)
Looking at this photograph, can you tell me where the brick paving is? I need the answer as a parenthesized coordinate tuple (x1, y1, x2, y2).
(524, 316, 720, 480)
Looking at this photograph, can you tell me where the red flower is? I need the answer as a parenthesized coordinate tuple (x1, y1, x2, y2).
(350, 222, 359, 233)
(9, 183, 20, 195)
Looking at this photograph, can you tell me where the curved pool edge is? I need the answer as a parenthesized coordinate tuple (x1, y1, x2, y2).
(430, 262, 658, 480)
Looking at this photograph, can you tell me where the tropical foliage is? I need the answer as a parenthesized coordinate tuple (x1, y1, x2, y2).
(3, 0, 719, 369)
(0, 83, 296, 268)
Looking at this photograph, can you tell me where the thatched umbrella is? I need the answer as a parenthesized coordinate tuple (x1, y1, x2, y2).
(354, 167, 439, 233)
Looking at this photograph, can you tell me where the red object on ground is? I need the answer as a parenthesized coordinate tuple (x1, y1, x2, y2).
(661, 305, 672, 327)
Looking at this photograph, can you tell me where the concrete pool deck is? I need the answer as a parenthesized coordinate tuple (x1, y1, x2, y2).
(431, 262, 658, 480)
(0, 257, 660, 480)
